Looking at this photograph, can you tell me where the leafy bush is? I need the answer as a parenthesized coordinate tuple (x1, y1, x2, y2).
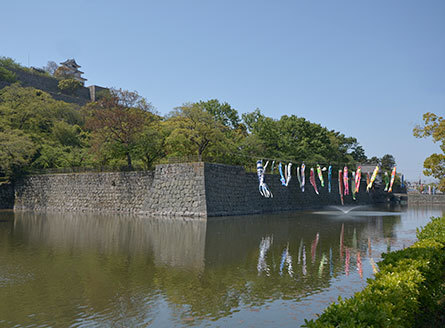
(0, 67, 17, 83)
(417, 216, 445, 244)
(303, 216, 445, 328)
(58, 78, 82, 94)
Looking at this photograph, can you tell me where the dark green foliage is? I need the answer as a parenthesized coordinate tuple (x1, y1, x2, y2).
(0, 67, 17, 83)
(381, 154, 396, 170)
(0, 56, 23, 70)
(241, 109, 361, 164)
(303, 216, 445, 328)
(58, 78, 82, 94)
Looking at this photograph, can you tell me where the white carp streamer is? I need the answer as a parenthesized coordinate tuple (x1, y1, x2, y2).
(257, 160, 273, 198)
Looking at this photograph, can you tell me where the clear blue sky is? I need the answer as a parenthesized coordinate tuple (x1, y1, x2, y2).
(2, 0, 444, 181)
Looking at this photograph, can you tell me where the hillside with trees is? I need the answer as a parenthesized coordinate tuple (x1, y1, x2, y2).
(0, 56, 393, 182)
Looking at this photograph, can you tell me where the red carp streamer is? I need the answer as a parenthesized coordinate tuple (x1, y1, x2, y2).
(338, 170, 344, 205)
(355, 166, 361, 193)
(310, 168, 319, 195)
(343, 166, 349, 195)
(388, 166, 397, 192)
(366, 173, 370, 192)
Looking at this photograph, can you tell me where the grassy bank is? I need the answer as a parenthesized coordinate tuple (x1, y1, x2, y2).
(303, 216, 445, 328)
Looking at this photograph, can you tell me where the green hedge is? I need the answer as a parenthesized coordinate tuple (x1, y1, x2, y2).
(303, 216, 445, 328)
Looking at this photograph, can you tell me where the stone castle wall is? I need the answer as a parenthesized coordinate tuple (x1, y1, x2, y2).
(6, 163, 383, 217)
(140, 163, 207, 217)
(0, 183, 14, 209)
(408, 193, 445, 205)
(2, 68, 92, 106)
(204, 163, 373, 216)
(14, 171, 154, 213)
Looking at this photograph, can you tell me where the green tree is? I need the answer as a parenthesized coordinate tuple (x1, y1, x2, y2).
(198, 99, 240, 129)
(381, 154, 396, 171)
(166, 103, 226, 161)
(133, 119, 168, 170)
(350, 145, 367, 162)
(367, 156, 381, 165)
(0, 129, 36, 178)
(58, 78, 82, 95)
(0, 84, 87, 174)
(241, 109, 363, 165)
(84, 90, 154, 169)
(413, 112, 445, 191)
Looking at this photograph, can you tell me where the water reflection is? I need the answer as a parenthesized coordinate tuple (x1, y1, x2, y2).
(13, 212, 207, 270)
(0, 206, 443, 327)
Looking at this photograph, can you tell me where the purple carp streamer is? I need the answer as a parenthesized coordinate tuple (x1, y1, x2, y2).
(256, 160, 273, 198)
(338, 170, 344, 205)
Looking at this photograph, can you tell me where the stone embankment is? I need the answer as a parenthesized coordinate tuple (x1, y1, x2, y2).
(3, 162, 386, 217)
(408, 193, 445, 205)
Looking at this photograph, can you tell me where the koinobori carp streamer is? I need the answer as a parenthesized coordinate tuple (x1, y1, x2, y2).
(296, 164, 302, 187)
(383, 172, 389, 191)
(338, 170, 344, 205)
(256, 160, 273, 198)
(316, 164, 324, 187)
(310, 168, 319, 195)
(388, 166, 397, 192)
(343, 166, 349, 195)
(300, 164, 305, 192)
(351, 171, 357, 201)
(279, 162, 286, 186)
(354, 166, 361, 194)
(328, 165, 332, 193)
(367, 166, 379, 191)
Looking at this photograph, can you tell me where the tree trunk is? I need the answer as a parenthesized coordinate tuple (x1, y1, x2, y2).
(126, 152, 133, 170)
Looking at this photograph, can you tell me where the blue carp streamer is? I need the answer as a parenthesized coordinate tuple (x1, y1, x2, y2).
(279, 162, 286, 186)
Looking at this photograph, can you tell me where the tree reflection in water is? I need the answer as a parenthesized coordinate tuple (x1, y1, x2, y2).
(0, 206, 443, 327)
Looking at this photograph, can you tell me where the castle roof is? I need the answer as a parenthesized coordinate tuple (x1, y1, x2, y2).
(60, 58, 81, 68)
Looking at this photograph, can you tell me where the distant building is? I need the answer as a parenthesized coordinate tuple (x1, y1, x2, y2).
(59, 59, 87, 83)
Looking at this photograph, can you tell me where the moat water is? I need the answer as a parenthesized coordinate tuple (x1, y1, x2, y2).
(0, 205, 444, 327)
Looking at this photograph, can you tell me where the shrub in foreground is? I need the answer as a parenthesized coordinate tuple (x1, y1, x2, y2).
(303, 216, 445, 328)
